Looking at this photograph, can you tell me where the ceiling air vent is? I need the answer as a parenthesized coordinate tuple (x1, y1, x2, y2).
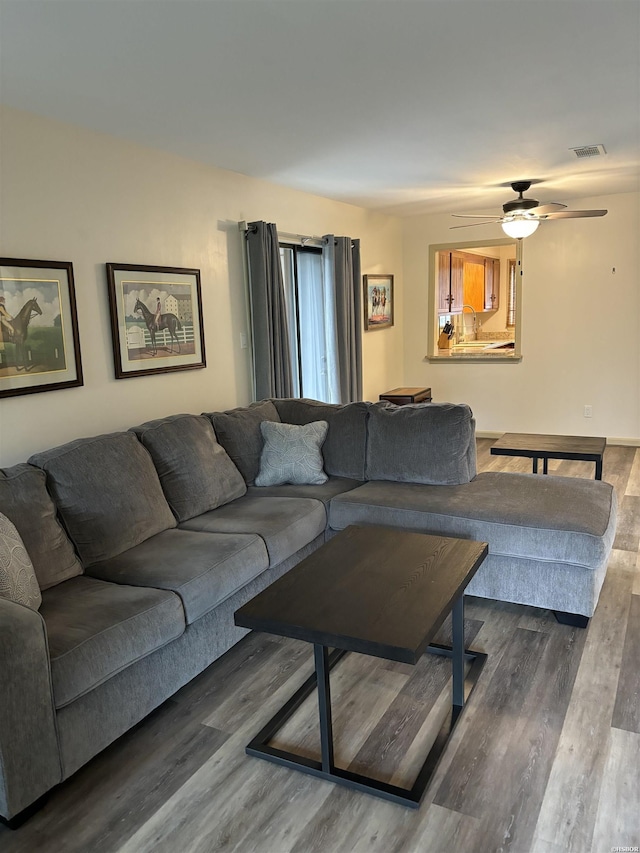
(570, 144, 606, 159)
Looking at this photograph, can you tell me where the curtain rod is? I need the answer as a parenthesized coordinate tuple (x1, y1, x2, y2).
(238, 222, 354, 248)
(277, 231, 327, 247)
(238, 221, 325, 247)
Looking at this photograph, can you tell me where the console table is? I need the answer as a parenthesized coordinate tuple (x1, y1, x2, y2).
(491, 432, 606, 480)
(379, 386, 432, 405)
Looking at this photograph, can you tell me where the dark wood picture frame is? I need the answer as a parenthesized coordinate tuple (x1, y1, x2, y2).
(106, 262, 206, 380)
(363, 274, 394, 331)
(0, 257, 83, 399)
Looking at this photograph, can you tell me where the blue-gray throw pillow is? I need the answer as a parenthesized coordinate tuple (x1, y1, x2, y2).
(255, 421, 329, 486)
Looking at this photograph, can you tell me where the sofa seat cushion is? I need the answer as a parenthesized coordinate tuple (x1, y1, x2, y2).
(0, 462, 83, 589)
(40, 576, 185, 709)
(329, 472, 617, 570)
(179, 495, 326, 567)
(86, 528, 269, 624)
(366, 402, 477, 485)
(29, 432, 176, 566)
(130, 414, 246, 521)
(248, 476, 363, 508)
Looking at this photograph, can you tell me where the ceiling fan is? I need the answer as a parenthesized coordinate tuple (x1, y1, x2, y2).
(451, 181, 607, 238)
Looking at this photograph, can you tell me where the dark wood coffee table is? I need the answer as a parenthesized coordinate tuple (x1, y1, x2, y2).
(234, 525, 488, 808)
(491, 432, 606, 479)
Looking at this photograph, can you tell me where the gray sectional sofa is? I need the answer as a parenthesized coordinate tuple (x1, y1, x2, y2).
(0, 398, 617, 824)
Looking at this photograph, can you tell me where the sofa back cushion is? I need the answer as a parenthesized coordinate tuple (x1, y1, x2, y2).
(366, 402, 477, 485)
(130, 414, 246, 521)
(271, 398, 369, 480)
(0, 462, 83, 589)
(205, 400, 281, 485)
(29, 432, 176, 566)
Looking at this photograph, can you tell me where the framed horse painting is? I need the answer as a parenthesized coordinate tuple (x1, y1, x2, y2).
(106, 263, 206, 380)
(363, 274, 394, 331)
(0, 258, 83, 398)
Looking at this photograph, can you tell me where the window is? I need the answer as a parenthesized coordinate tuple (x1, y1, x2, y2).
(280, 245, 336, 401)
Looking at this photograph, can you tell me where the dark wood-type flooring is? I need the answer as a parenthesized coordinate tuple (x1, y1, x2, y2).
(2, 440, 639, 853)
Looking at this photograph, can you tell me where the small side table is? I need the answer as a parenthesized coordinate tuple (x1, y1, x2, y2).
(490, 432, 606, 480)
(379, 386, 432, 406)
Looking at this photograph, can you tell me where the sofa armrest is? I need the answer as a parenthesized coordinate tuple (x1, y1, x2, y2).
(0, 598, 61, 821)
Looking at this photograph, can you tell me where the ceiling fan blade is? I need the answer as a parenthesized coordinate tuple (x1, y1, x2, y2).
(450, 221, 500, 229)
(451, 214, 502, 219)
(528, 202, 567, 215)
(540, 209, 608, 219)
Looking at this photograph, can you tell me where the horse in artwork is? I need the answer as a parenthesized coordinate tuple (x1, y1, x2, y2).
(2, 297, 43, 371)
(134, 298, 182, 355)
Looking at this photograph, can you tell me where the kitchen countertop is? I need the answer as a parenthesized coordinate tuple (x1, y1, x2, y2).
(437, 348, 518, 357)
(427, 344, 521, 362)
(428, 336, 519, 361)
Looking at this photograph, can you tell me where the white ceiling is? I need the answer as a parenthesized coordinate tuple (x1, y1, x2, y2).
(1, 0, 639, 216)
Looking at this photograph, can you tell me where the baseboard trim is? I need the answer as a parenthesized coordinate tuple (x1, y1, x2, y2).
(476, 432, 640, 447)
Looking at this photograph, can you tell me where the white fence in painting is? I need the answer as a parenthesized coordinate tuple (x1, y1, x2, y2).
(126, 324, 195, 350)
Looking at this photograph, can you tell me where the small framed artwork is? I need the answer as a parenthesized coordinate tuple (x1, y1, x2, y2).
(106, 263, 206, 379)
(363, 274, 394, 331)
(0, 258, 83, 399)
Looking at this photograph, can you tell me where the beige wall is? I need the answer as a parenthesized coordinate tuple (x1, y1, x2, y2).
(0, 107, 403, 466)
(402, 191, 640, 441)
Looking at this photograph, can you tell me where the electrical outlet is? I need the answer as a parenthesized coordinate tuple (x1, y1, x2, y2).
(584, 405, 593, 418)
(240, 332, 248, 349)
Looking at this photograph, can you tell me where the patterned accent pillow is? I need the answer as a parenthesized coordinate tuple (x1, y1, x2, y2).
(255, 421, 329, 486)
(0, 511, 42, 610)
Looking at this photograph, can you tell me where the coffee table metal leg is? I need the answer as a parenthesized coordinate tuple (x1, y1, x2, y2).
(595, 457, 603, 480)
(543, 457, 549, 475)
(245, 631, 487, 809)
(314, 644, 334, 772)
(451, 594, 464, 710)
(532, 457, 538, 473)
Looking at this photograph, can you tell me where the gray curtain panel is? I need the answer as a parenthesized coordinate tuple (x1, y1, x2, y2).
(246, 221, 294, 399)
(323, 235, 363, 403)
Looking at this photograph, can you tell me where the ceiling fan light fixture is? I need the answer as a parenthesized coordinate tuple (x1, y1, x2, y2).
(501, 216, 540, 239)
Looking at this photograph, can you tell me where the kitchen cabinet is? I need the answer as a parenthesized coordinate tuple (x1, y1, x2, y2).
(462, 259, 485, 312)
(437, 251, 463, 314)
(438, 250, 500, 314)
(484, 257, 500, 310)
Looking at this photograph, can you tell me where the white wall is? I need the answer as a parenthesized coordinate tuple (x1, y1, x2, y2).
(402, 191, 640, 441)
(0, 107, 404, 466)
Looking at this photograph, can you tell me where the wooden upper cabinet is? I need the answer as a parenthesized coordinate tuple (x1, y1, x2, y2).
(438, 250, 497, 314)
(437, 251, 452, 313)
(450, 253, 463, 312)
(462, 260, 485, 312)
(484, 257, 500, 311)
(437, 250, 463, 313)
